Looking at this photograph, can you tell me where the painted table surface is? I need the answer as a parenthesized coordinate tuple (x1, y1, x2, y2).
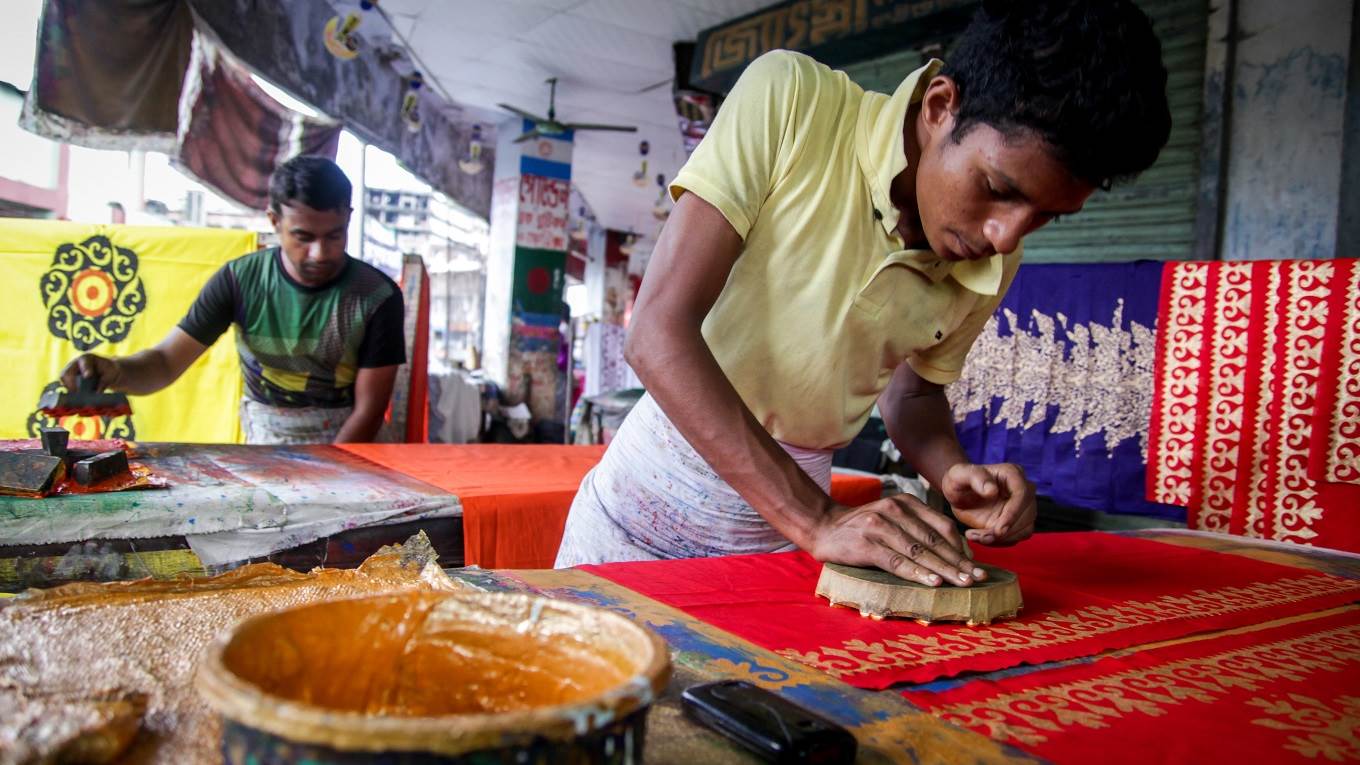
(0, 444, 459, 562)
(456, 529, 1360, 764)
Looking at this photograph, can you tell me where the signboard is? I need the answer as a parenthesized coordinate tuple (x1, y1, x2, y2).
(690, 0, 977, 94)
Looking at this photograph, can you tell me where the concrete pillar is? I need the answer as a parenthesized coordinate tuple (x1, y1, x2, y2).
(483, 118, 573, 424)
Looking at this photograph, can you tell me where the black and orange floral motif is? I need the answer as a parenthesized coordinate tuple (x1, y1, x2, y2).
(39, 235, 147, 351)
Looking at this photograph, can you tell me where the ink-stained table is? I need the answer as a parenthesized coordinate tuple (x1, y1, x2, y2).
(0, 443, 464, 590)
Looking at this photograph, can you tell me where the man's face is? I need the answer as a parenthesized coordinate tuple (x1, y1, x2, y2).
(268, 203, 351, 286)
(899, 79, 1096, 262)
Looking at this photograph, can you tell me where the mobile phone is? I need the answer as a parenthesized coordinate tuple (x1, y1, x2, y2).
(681, 680, 857, 764)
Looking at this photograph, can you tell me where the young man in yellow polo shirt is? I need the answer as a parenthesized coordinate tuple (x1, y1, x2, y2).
(556, 0, 1171, 585)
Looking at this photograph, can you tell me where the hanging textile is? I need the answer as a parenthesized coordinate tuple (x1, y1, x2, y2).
(902, 607, 1360, 765)
(949, 262, 1180, 519)
(0, 219, 254, 442)
(176, 35, 342, 211)
(21, 0, 191, 151)
(581, 532, 1360, 689)
(378, 255, 429, 443)
(1309, 257, 1360, 487)
(1148, 260, 1360, 553)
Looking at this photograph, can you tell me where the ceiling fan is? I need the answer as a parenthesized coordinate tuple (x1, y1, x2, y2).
(498, 77, 637, 144)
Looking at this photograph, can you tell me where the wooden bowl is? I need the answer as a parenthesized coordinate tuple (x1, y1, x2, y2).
(197, 592, 671, 764)
(816, 563, 1022, 625)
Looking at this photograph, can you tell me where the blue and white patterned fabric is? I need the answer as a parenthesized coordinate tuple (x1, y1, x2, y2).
(948, 262, 1184, 520)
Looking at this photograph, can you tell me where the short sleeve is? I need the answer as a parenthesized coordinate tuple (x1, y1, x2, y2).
(177, 265, 237, 347)
(669, 50, 812, 239)
(907, 250, 1022, 385)
(356, 290, 407, 368)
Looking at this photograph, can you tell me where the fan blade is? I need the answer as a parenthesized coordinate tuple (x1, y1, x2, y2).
(497, 103, 549, 123)
(565, 123, 638, 133)
(513, 129, 543, 144)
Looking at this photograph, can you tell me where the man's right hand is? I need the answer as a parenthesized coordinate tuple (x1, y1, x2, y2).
(59, 354, 122, 392)
(808, 494, 986, 587)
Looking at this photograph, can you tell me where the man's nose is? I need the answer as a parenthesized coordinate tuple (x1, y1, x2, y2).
(982, 212, 1026, 256)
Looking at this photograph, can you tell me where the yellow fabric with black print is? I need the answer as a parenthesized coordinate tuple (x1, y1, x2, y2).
(0, 219, 255, 443)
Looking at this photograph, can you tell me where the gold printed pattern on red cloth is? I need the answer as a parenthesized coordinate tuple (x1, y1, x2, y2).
(902, 608, 1360, 765)
(778, 574, 1359, 679)
(1148, 260, 1360, 553)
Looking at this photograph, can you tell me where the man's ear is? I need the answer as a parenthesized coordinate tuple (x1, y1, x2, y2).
(919, 75, 961, 144)
(266, 208, 281, 232)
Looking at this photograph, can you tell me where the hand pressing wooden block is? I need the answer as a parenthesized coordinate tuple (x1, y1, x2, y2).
(72, 450, 130, 486)
(816, 563, 1022, 625)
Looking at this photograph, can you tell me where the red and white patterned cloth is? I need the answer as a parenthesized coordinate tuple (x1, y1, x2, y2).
(1148, 260, 1360, 553)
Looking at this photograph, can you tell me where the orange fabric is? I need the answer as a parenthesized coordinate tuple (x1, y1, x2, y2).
(828, 473, 884, 506)
(339, 444, 885, 569)
(337, 444, 605, 569)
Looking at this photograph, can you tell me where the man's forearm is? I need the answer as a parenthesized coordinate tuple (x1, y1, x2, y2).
(627, 322, 835, 549)
(882, 388, 969, 488)
(334, 406, 385, 443)
(109, 350, 180, 395)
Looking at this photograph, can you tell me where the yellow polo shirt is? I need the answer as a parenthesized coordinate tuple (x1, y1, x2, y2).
(670, 50, 1020, 449)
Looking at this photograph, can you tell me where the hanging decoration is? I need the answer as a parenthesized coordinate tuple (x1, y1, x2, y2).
(632, 140, 649, 187)
(458, 124, 485, 175)
(652, 173, 670, 221)
(570, 206, 589, 243)
(323, 0, 378, 61)
(618, 231, 638, 257)
(401, 71, 423, 133)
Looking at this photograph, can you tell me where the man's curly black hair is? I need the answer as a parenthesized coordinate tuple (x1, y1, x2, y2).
(941, 0, 1171, 190)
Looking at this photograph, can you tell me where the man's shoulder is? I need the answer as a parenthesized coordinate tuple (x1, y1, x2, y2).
(345, 257, 401, 301)
(743, 49, 854, 99)
(224, 247, 277, 280)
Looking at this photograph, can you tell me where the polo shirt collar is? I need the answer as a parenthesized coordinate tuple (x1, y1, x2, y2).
(855, 58, 1006, 297)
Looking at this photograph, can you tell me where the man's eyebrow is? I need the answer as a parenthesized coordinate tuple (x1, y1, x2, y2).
(995, 168, 1085, 217)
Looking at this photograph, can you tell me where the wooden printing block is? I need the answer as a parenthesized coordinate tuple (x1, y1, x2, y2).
(0, 452, 65, 495)
(73, 450, 131, 486)
(816, 562, 1022, 625)
(41, 426, 69, 457)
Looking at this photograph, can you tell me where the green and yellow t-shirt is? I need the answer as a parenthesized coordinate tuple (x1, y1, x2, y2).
(178, 248, 405, 408)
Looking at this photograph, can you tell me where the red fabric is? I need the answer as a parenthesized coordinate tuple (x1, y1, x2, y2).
(902, 607, 1360, 764)
(582, 532, 1360, 689)
(1309, 257, 1360, 486)
(405, 262, 430, 444)
(1148, 261, 1360, 553)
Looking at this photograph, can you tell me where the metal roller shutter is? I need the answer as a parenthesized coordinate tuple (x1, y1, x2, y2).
(842, 0, 1208, 263)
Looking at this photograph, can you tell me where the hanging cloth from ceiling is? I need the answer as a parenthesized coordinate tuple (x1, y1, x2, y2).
(20, 0, 192, 151)
(175, 35, 342, 211)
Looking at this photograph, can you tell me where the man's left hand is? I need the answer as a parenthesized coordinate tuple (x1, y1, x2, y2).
(940, 462, 1036, 546)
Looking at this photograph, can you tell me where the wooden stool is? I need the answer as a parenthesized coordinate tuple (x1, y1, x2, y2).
(816, 563, 1022, 625)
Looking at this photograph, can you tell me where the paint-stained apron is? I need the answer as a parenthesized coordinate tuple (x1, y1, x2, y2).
(554, 393, 833, 566)
(238, 399, 353, 445)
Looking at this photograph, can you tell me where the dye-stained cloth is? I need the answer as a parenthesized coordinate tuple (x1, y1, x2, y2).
(21, 0, 191, 151)
(555, 394, 834, 567)
(949, 262, 1180, 519)
(901, 607, 1360, 765)
(342, 442, 885, 569)
(1148, 260, 1360, 553)
(581, 532, 1360, 689)
(176, 35, 342, 211)
(238, 399, 352, 445)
